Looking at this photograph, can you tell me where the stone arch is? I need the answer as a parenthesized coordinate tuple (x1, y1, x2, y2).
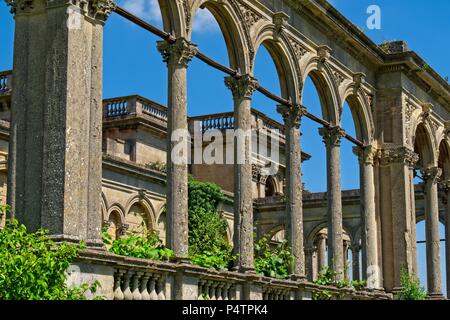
(252, 24, 300, 102)
(157, 0, 189, 37)
(301, 57, 340, 125)
(306, 221, 353, 248)
(153, 205, 166, 244)
(124, 193, 157, 234)
(266, 224, 286, 242)
(189, 0, 250, 72)
(341, 85, 374, 143)
(413, 121, 437, 168)
(438, 138, 450, 180)
(101, 192, 108, 221)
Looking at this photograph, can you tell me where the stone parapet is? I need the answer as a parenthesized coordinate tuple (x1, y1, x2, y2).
(74, 250, 393, 300)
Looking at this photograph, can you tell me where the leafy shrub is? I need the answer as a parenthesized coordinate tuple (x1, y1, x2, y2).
(395, 269, 427, 300)
(312, 266, 367, 300)
(254, 237, 293, 279)
(102, 229, 174, 261)
(0, 219, 98, 300)
(188, 177, 236, 269)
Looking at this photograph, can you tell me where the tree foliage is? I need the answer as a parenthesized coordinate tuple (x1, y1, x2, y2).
(188, 177, 236, 270)
(0, 218, 98, 300)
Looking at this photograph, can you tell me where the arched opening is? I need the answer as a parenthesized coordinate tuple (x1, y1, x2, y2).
(413, 122, 445, 296)
(157, 210, 167, 245)
(106, 210, 123, 240)
(308, 227, 355, 281)
(125, 202, 152, 236)
(187, 3, 247, 192)
(265, 176, 277, 197)
(252, 39, 296, 199)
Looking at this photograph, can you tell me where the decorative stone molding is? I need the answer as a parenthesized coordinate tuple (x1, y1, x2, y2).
(353, 145, 377, 166)
(289, 38, 308, 61)
(224, 75, 259, 100)
(378, 146, 419, 168)
(353, 72, 366, 91)
(8, 0, 116, 21)
(273, 11, 289, 42)
(237, 0, 263, 29)
(252, 164, 262, 182)
(318, 126, 346, 147)
(5, 0, 33, 14)
(276, 104, 307, 128)
(421, 102, 433, 119)
(182, 0, 191, 34)
(90, 0, 117, 21)
(157, 38, 198, 68)
(317, 45, 332, 71)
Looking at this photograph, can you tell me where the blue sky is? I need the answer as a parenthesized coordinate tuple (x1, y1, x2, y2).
(1, 0, 449, 294)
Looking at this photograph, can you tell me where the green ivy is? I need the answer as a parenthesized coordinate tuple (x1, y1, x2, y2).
(102, 229, 174, 262)
(312, 266, 367, 300)
(0, 218, 99, 300)
(188, 177, 237, 270)
(395, 269, 427, 300)
(254, 237, 293, 279)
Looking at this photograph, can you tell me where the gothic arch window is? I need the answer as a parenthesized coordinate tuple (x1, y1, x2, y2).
(265, 176, 277, 197)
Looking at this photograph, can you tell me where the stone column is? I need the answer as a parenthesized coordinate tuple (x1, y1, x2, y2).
(6, 0, 115, 246)
(319, 126, 345, 281)
(225, 75, 258, 273)
(316, 233, 327, 274)
(354, 146, 380, 288)
(351, 245, 361, 281)
(445, 180, 450, 299)
(378, 147, 418, 292)
(157, 38, 197, 260)
(423, 167, 443, 298)
(343, 240, 350, 281)
(305, 246, 317, 281)
(277, 104, 306, 280)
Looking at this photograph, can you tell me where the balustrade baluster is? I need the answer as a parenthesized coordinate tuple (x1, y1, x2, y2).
(132, 272, 143, 300)
(140, 273, 151, 300)
(157, 276, 166, 300)
(122, 271, 133, 300)
(113, 270, 125, 300)
(148, 276, 158, 300)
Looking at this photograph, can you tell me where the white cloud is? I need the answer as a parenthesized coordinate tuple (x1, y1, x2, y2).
(121, 0, 219, 34)
(192, 8, 220, 34)
(122, 0, 162, 22)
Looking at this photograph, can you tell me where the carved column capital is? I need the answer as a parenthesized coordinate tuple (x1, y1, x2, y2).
(423, 167, 442, 185)
(224, 75, 259, 100)
(378, 146, 419, 168)
(157, 37, 198, 68)
(6, 0, 34, 14)
(318, 126, 346, 147)
(90, 0, 117, 21)
(276, 104, 307, 129)
(353, 145, 378, 165)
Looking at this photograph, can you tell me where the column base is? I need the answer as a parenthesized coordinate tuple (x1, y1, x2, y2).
(290, 274, 307, 282)
(232, 265, 257, 275)
(427, 292, 445, 300)
(49, 234, 106, 250)
(173, 256, 191, 264)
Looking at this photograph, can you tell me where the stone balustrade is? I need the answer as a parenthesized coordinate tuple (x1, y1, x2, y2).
(0, 71, 12, 94)
(198, 279, 236, 300)
(103, 95, 168, 121)
(75, 249, 392, 301)
(113, 269, 167, 300)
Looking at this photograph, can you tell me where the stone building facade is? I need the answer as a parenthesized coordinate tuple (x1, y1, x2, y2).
(1, 0, 450, 300)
